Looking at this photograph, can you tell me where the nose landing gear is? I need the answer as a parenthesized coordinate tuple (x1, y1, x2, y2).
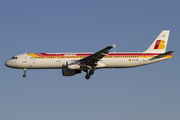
(23, 68, 26, 78)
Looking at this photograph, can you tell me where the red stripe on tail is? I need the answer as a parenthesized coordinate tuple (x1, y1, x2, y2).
(154, 40, 161, 49)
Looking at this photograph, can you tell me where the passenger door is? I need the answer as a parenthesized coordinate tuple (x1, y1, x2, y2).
(142, 53, 147, 62)
(22, 54, 27, 63)
(56, 54, 61, 62)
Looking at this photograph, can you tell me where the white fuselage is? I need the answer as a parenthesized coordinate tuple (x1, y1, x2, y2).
(5, 52, 172, 70)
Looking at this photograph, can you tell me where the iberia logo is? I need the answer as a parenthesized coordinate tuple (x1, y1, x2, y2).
(154, 40, 165, 49)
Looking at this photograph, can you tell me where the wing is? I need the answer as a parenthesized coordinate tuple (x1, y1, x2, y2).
(79, 44, 116, 67)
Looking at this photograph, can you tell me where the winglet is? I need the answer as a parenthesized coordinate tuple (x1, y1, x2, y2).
(112, 44, 116, 48)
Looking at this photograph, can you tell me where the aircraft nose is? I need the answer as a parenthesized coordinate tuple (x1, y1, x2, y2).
(5, 61, 11, 67)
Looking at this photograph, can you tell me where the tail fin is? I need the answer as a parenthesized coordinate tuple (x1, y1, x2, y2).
(143, 30, 170, 53)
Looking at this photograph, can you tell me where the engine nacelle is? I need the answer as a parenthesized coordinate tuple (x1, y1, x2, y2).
(62, 69, 81, 76)
(66, 61, 81, 70)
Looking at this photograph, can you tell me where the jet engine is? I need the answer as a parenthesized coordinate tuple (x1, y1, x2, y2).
(62, 69, 81, 76)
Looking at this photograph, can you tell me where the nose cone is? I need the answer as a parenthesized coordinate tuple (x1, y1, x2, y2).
(5, 61, 11, 67)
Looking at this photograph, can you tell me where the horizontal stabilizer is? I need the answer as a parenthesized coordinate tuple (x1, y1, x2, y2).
(149, 51, 174, 61)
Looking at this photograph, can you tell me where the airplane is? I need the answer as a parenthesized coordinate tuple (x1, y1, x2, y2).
(5, 30, 174, 79)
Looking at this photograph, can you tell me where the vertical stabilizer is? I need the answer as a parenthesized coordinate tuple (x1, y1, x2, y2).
(143, 30, 170, 53)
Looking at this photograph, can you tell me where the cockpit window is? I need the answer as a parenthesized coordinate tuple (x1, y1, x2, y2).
(11, 57, 18, 59)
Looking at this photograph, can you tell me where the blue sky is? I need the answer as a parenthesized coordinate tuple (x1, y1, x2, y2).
(0, 0, 179, 120)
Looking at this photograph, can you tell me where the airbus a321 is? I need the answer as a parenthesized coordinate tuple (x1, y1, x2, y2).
(5, 30, 174, 79)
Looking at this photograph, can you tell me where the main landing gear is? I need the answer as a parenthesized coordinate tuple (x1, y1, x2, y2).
(85, 69, 94, 80)
(23, 68, 26, 78)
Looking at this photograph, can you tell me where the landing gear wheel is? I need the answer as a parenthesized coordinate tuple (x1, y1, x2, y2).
(23, 74, 26, 78)
(89, 70, 94, 75)
(23, 68, 26, 78)
(85, 74, 90, 80)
